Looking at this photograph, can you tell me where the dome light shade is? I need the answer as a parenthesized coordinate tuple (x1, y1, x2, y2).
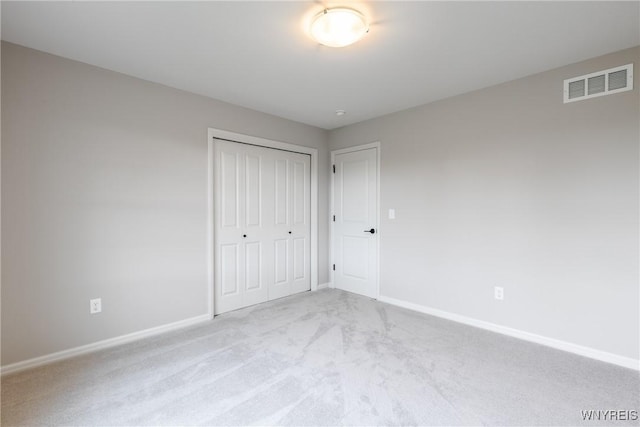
(310, 8, 368, 48)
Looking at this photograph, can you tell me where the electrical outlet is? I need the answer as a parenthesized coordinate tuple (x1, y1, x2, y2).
(388, 209, 396, 219)
(90, 298, 102, 314)
(494, 287, 504, 301)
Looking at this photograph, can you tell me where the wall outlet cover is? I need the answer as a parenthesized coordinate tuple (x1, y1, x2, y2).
(90, 298, 102, 314)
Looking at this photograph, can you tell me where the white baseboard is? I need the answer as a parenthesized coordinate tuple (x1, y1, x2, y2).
(378, 295, 639, 371)
(6, 296, 636, 375)
(317, 282, 331, 290)
(1, 313, 212, 376)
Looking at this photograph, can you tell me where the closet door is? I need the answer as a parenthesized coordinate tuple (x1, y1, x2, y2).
(270, 151, 311, 300)
(214, 140, 310, 314)
(214, 140, 273, 314)
(289, 152, 311, 294)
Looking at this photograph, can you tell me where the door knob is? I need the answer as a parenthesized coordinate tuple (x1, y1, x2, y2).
(288, 231, 292, 234)
(364, 228, 376, 234)
(243, 234, 247, 238)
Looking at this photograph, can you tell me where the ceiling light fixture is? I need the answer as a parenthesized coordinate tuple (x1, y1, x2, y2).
(310, 8, 369, 48)
(335, 109, 346, 116)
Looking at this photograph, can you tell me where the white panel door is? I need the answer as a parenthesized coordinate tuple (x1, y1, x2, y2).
(271, 156, 290, 300)
(333, 147, 378, 298)
(215, 140, 273, 314)
(269, 151, 311, 300)
(215, 140, 310, 314)
(289, 153, 311, 295)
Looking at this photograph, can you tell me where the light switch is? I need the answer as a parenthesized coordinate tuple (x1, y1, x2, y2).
(388, 209, 396, 219)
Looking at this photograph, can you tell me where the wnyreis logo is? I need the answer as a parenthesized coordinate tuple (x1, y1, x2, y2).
(581, 410, 638, 421)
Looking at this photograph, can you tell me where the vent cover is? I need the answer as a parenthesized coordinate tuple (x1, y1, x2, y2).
(564, 64, 633, 103)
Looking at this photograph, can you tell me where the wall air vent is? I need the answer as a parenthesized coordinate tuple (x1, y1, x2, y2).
(564, 64, 633, 103)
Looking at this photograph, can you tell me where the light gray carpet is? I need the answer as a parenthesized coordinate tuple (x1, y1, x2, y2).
(2, 289, 639, 426)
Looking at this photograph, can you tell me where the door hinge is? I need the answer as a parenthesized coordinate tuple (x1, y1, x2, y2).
(333, 215, 335, 222)
(332, 164, 335, 174)
(333, 264, 335, 271)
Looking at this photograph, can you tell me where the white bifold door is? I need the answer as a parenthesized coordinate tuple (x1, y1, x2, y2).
(214, 139, 311, 314)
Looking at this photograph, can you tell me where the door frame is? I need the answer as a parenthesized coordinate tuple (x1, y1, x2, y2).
(330, 141, 381, 299)
(207, 128, 319, 316)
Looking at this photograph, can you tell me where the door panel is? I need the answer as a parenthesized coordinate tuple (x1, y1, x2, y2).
(274, 158, 288, 225)
(293, 237, 306, 280)
(220, 244, 239, 295)
(342, 159, 369, 222)
(221, 152, 239, 228)
(333, 147, 378, 298)
(270, 238, 290, 300)
(245, 154, 261, 227)
(245, 242, 261, 290)
(342, 236, 369, 280)
(273, 238, 288, 285)
(293, 160, 306, 224)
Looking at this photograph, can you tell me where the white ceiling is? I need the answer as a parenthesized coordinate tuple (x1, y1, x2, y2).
(2, 1, 639, 130)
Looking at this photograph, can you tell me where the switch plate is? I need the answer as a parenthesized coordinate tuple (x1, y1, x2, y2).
(90, 298, 102, 314)
(494, 287, 504, 301)
(388, 209, 396, 219)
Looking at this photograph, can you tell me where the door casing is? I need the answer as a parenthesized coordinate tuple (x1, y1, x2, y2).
(330, 142, 381, 298)
(208, 128, 319, 316)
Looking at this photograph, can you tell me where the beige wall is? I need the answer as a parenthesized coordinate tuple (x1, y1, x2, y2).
(330, 47, 640, 360)
(1, 42, 329, 365)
